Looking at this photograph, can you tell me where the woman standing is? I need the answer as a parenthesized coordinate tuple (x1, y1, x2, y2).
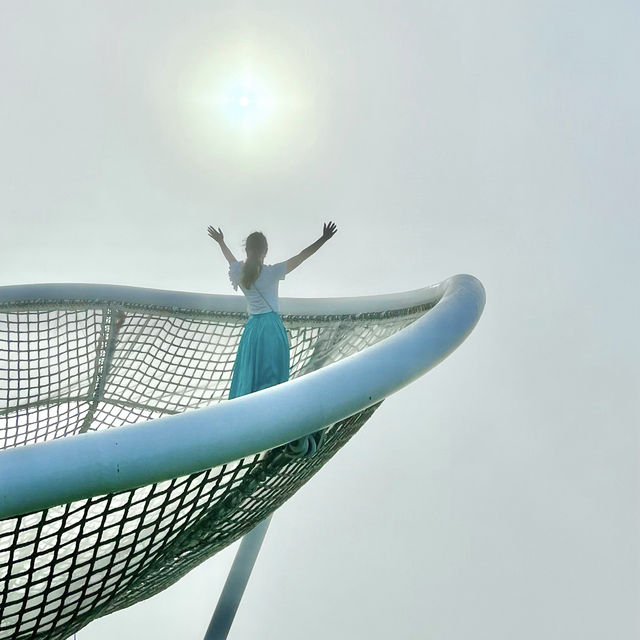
(207, 222, 338, 400)
(204, 222, 337, 639)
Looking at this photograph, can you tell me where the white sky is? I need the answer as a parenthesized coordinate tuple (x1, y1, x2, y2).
(1, 1, 638, 638)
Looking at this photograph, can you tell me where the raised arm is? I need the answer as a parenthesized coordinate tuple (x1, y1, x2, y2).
(285, 221, 337, 275)
(207, 226, 237, 265)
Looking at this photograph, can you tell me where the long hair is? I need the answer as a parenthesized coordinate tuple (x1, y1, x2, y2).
(241, 231, 267, 289)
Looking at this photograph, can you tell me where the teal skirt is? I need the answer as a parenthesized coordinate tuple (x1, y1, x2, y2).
(229, 311, 325, 458)
(229, 312, 290, 400)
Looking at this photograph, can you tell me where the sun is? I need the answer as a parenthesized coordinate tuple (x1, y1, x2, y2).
(219, 76, 275, 129)
(171, 38, 320, 167)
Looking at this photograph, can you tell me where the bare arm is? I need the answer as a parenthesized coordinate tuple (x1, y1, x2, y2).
(207, 226, 237, 265)
(285, 221, 337, 275)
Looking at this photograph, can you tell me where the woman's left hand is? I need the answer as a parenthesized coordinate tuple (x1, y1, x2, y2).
(207, 226, 224, 243)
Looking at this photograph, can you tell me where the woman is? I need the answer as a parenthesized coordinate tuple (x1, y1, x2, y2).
(207, 222, 338, 400)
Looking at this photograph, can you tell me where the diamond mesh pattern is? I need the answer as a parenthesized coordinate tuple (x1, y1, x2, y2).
(0, 295, 432, 639)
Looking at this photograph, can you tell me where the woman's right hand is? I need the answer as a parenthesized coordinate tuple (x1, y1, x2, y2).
(207, 226, 224, 244)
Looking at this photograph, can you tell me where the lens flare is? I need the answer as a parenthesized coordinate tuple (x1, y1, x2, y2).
(219, 76, 275, 129)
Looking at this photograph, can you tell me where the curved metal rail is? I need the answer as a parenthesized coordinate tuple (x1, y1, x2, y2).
(0, 274, 485, 519)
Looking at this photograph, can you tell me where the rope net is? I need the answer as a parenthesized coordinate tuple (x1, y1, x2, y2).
(0, 295, 432, 639)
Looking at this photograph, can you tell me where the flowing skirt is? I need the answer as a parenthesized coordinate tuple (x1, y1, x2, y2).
(229, 311, 324, 459)
(229, 312, 290, 400)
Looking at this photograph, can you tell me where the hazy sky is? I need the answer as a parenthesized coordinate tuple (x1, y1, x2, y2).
(1, 1, 638, 639)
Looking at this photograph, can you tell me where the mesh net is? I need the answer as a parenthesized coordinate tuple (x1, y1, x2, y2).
(0, 293, 432, 639)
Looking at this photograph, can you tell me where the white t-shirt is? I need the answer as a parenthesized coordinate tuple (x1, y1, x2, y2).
(229, 260, 287, 315)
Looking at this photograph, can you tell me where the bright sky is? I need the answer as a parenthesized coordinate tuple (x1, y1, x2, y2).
(1, 1, 638, 639)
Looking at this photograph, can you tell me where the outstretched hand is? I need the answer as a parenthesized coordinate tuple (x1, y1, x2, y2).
(322, 221, 337, 241)
(207, 226, 224, 244)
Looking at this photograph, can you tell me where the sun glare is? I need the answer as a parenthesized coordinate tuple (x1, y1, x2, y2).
(219, 76, 275, 129)
(174, 38, 320, 168)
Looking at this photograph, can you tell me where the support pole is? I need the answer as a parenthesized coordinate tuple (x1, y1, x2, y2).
(204, 514, 273, 639)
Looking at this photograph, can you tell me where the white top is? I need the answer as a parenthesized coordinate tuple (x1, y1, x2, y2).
(229, 261, 287, 315)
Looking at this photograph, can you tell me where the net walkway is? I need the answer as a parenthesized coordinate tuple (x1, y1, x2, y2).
(0, 290, 433, 640)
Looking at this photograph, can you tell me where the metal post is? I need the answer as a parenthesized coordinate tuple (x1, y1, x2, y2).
(204, 514, 273, 639)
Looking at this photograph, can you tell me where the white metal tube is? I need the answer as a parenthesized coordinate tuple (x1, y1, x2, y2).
(204, 515, 273, 640)
(0, 274, 485, 520)
(0, 281, 441, 316)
